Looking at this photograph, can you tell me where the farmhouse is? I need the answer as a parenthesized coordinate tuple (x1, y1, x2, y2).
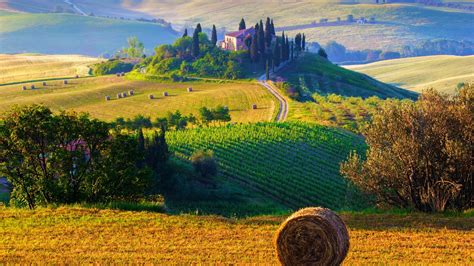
(220, 27, 255, 51)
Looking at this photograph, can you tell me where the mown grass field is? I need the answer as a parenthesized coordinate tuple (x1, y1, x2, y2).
(0, 206, 472, 264)
(0, 54, 101, 84)
(0, 11, 178, 56)
(0, 75, 277, 123)
(345, 55, 474, 95)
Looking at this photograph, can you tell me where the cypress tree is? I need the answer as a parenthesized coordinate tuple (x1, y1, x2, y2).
(192, 30, 200, 58)
(182, 28, 188, 38)
(291, 41, 294, 60)
(285, 36, 290, 61)
(266, 60, 270, 81)
(258, 20, 265, 54)
(250, 34, 259, 63)
(239, 18, 246, 30)
(295, 33, 302, 52)
(302, 34, 306, 51)
(265, 17, 272, 47)
(196, 23, 202, 33)
(273, 42, 281, 68)
(271, 19, 276, 35)
(211, 25, 217, 47)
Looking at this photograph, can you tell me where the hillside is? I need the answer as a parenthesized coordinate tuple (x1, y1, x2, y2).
(0, 207, 472, 264)
(279, 53, 418, 99)
(345, 55, 474, 95)
(0, 54, 101, 84)
(68, 1, 474, 52)
(167, 122, 368, 210)
(0, 11, 178, 56)
(0, 76, 277, 123)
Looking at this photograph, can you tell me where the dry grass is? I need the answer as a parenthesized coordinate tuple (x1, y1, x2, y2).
(0, 54, 101, 84)
(0, 75, 277, 123)
(346, 55, 474, 95)
(0, 207, 472, 264)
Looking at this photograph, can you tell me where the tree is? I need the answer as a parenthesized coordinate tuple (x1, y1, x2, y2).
(290, 41, 294, 60)
(270, 19, 276, 35)
(190, 150, 218, 181)
(273, 42, 281, 68)
(266, 60, 270, 81)
(123, 36, 145, 58)
(258, 20, 265, 54)
(265, 17, 272, 47)
(239, 18, 246, 30)
(341, 86, 474, 212)
(295, 33, 302, 52)
(182, 28, 188, 38)
(318, 48, 328, 59)
(302, 34, 306, 51)
(211, 25, 217, 47)
(195, 23, 202, 34)
(250, 34, 259, 63)
(192, 30, 200, 58)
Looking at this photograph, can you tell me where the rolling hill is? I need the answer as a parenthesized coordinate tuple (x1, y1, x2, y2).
(345, 55, 474, 94)
(0, 11, 178, 56)
(0, 53, 101, 84)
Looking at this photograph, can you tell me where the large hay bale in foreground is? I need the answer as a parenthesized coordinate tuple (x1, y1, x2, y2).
(275, 207, 349, 266)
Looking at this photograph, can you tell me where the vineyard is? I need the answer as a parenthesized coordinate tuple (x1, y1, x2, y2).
(167, 122, 368, 210)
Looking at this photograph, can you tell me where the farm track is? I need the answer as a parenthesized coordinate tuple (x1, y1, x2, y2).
(258, 75, 288, 122)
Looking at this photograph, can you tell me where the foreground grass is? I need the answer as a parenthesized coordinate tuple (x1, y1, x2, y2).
(0, 207, 472, 264)
(0, 76, 277, 123)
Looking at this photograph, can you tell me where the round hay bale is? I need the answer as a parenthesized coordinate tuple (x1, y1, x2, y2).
(275, 207, 349, 266)
(252, 104, 257, 110)
(43, 82, 47, 86)
(31, 85, 35, 90)
(163, 92, 169, 97)
(105, 96, 111, 101)
(187, 87, 193, 92)
(63, 80, 68, 85)
(149, 94, 154, 99)
(75, 75, 80, 79)
(22, 86, 27, 91)
(116, 73, 121, 77)
(117, 93, 122, 99)
(129, 90, 134, 96)
(122, 92, 127, 98)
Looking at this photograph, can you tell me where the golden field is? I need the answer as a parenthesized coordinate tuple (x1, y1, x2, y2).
(0, 54, 101, 84)
(0, 75, 277, 123)
(0, 207, 472, 264)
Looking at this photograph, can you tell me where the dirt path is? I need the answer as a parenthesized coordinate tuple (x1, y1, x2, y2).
(258, 73, 288, 122)
(64, 0, 88, 16)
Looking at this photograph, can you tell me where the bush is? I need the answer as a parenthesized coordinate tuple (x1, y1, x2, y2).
(341, 85, 473, 212)
(93, 60, 134, 75)
(190, 150, 218, 181)
(0, 105, 168, 209)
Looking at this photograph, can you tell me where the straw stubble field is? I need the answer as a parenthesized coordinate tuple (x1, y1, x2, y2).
(0, 207, 472, 264)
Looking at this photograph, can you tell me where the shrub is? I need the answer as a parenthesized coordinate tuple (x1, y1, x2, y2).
(93, 60, 134, 75)
(190, 150, 218, 181)
(341, 85, 473, 212)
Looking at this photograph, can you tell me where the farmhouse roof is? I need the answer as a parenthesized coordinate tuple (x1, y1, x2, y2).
(226, 27, 255, 38)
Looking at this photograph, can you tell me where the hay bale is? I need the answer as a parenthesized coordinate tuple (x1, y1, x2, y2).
(129, 90, 134, 96)
(252, 104, 257, 110)
(43, 82, 47, 86)
(117, 93, 122, 99)
(31, 85, 35, 90)
(105, 96, 111, 101)
(63, 80, 68, 85)
(121, 72, 125, 77)
(149, 94, 154, 99)
(122, 92, 127, 98)
(275, 207, 349, 266)
(116, 73, 121, 77)
(163, 92, 169, 97)
(22, 86, 27, 91)
(187, 87, 193, 92)
(75, 75, 79, 79)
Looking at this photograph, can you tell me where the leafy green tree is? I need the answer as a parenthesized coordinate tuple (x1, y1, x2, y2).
(123, 36, 145, 58)
(211, 25, 217, 47)
(190, 150, 218, 181)
(173, 37, 193, 59)
(239, 18, 246, 30)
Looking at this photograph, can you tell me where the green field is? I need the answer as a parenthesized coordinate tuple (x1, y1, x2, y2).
(0, 54, 101, 84)
(0, 75, 277, 123)
(0, 11, 178, 56)
(280, 53, 418, 99)
(167, 122, 368, 210)
(345, 55, 474, 95)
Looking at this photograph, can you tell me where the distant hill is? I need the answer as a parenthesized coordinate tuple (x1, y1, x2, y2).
(0, 11, 178, 56)
(279, 53, 418, 99)
(345, 55, 474, 95)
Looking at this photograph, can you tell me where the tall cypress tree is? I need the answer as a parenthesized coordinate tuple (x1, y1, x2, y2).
(270, 19, 276, 35)
(265, 60, 270, 81)
(258, 20, 265, 54)
(211, 25, 217, 47)
(291, 40, 294, 60)
(192, 29, 200, 58)
(285, 36, 290, 61)
(239, 18, 246, 30)
(295, 33, 302, 52)
(302, 34, 306, 51)
(196, 23, 202, 33)
(273, 42, 281, 68)
(250, 34, 259, 63)
(182, 28, 188, 38)
(264, 17, 272, 47)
